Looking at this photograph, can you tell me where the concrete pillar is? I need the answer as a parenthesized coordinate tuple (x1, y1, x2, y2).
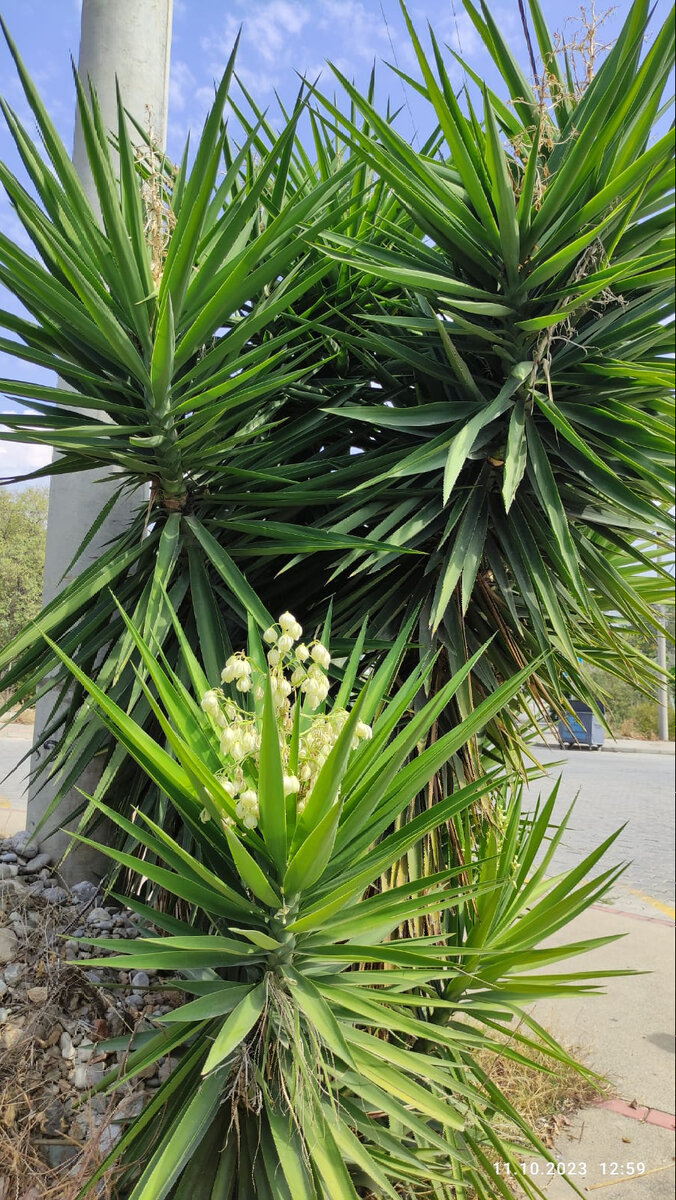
(27, 0, 173, 882)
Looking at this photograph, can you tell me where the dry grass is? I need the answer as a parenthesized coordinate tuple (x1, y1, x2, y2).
(474, 1035, 608, 1147)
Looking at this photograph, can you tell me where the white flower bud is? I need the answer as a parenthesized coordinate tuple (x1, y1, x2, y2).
(220, 728, 236, 753)
(201, 690, 220, 718)
(277, 634, 293, 654)
(311, 642, 331, 669)
(221, 662, 236, 684)
(291, 666, 305, 687)
(296, 643, 310, 662)
(356, 721, 372, 741)
(267, 648, 281, 666)
(263, 626, 278, 644)
(242, 812, 258, 829)
(222, 779, 237, 798)
(199, 807, 211, 823)
(254, 685, 264, 700)
(236, 676, 252, 693)
(224, 701, 237, 721)
(283, 774, 301, 795)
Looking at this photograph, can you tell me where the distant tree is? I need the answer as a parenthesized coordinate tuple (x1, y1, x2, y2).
(0, 486, 48, 648)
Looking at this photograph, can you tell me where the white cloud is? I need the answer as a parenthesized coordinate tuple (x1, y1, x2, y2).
(204, 1, 311, 74)
(0, 431, 52, 480)
(316, 0, 390, 61)
(169, 58, 196, 113)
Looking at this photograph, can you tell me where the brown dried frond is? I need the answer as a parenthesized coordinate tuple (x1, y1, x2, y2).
(136, 106, 177, 289)
(508, 3, 616, 211)
(553, 2, 616, 98)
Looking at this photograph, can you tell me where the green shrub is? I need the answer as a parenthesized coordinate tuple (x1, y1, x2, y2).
(50, 606, 622, 1199)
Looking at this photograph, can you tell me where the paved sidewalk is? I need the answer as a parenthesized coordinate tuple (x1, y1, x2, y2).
(525, 902, 675, 1197)
(0, 723, 32, 838)
(536, 736, 674, 756)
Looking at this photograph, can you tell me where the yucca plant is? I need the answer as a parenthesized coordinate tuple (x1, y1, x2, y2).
(0, 23, 384, 835)
(1, 3, 673, 851)
(44, 606, 625, 1199)
(296, 0, 674, 727)
(0, 22, 453, 847)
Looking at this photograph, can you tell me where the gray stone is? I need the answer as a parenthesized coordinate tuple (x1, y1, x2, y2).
(95, 920, 113, 931)
(0, 852, 18, 862)
(73, 1062, 105, 1089)
(84, 969, 102, 984)
(0, 928, 19, 965)
(105, 1008, 124, 1037)
(43, 1143, 78, 1168)
(71, 879, 99, 905)
(17, 852, 52, 875)
(157, 1056, 176, 1083)
(60, 1030, 75, 1060)
(96, 1122, 122, 1154)
(0, 1007, 8, 1023)
(0, 863, 18, 879)
(87, 907, 111, 924)
(76, 1039, 95, 1062)
(123, 993, 144, 1010)
(0, 878, 28, 900)
(6, 831, 40, 860)
(42, 885, 69, 904)
(3, 962, 25, 986)
(42, 1099, 66, 1137)
(0, 1021, 23, 1049)
(26, 986, 49, 1004)
(130, 971, 150, 990)
(112, 1092, 144, 1120)
(0, 980, 7, 998)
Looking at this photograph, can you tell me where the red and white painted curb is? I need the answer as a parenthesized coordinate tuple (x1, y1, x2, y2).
(595, 1099, 675, 1131)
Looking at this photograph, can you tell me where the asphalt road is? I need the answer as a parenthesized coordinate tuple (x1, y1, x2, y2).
(522, 749, 675, 916)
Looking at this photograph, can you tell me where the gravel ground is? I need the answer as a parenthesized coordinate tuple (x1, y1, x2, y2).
(0, 829, 183, 1198)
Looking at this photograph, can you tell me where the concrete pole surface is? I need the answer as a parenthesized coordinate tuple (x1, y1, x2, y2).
(656, 607, 669, 742)
(27, 0, 173, 883)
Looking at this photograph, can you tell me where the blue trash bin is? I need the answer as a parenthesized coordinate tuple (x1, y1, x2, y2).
(557, 700, 605, 749)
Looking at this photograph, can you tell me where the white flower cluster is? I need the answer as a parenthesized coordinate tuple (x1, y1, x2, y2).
(200, 613, 371, 834)
(263, 612, 331, 711)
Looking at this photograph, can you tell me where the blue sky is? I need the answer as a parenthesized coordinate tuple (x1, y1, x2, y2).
(0, 0, 670, 480)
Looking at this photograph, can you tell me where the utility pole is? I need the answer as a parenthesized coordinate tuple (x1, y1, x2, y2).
(656, 606, 669, 742)
(26, 0, 173, 882)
